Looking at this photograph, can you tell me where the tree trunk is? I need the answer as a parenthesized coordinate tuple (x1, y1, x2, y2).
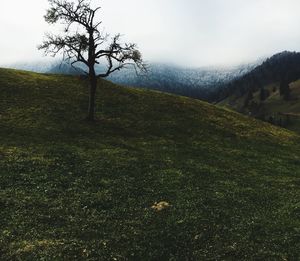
(87, 30, 97, 121)
(87, 70, 97, 121)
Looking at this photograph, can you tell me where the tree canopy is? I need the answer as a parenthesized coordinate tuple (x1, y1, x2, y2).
(39, 0, 146, 120)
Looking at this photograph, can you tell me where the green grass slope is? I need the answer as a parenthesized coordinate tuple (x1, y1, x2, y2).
(219, 80, 300, 133)
(0, 68, 300, 260)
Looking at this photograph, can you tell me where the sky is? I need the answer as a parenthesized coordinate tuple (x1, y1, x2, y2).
(1, 0, 300, 67)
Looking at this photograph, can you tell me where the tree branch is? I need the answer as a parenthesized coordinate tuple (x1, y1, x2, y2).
(40, 0, 146, 78)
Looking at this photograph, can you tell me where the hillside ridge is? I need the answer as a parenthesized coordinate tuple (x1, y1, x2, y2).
(0, 68, 300, 260)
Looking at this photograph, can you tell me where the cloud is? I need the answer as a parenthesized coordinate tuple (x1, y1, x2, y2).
(1, 0, 300, 66)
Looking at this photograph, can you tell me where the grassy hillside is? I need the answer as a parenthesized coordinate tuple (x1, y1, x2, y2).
(219, 79, 300, 133)
(0, 68, 300, 260)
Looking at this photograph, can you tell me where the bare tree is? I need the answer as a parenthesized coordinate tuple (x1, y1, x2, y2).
(39, 0, 146, 121)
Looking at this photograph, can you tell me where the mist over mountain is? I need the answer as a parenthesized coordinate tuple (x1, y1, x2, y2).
(5, 60, 54, 74)
(106, 62, 260, 100)
(5, 59, 261, 101)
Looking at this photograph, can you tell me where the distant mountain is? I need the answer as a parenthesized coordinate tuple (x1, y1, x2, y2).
(106, 63, 259, 100)
(5, 60, 259, 101)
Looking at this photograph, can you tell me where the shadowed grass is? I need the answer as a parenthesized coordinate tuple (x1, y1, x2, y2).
(0, 68, 300, 260)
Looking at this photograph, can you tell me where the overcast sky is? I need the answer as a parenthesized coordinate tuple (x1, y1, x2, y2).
(1, 0, 300, 67)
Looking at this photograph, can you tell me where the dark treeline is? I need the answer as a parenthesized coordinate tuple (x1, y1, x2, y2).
(211, 51, 300, 102)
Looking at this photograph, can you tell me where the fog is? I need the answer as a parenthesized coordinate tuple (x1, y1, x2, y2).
(1, 0, 300, 67)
